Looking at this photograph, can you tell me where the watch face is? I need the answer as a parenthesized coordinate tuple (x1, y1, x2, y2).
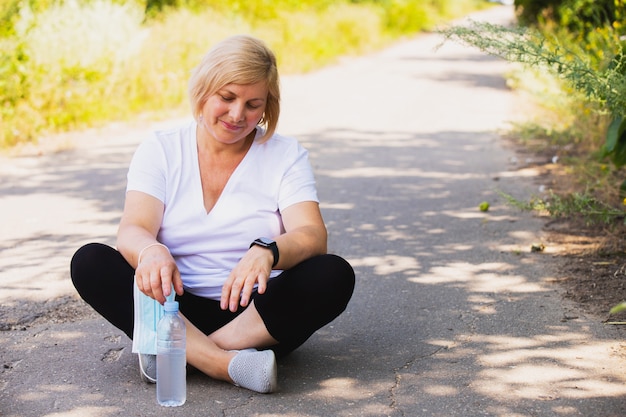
(258, 237, 274, 245)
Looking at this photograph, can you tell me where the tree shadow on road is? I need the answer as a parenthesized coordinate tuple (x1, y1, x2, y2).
(2, 124, 626, 416)
(273, 127, 626, 416)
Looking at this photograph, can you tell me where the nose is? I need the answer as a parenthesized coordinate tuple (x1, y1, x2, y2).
(229, 101, 245, 122)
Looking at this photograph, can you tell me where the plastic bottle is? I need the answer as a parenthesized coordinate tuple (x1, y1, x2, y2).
(157, 300, 186, 407)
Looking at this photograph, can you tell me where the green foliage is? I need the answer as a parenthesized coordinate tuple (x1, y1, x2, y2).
(499, 189, 626, 226)
(441, 20, 626, 169)
(0, 0, 58, 36)
(610, 301, 626, 314)
(443, 2, 626, 232)
(515, 0, 622, 33)
(382, 1, 432, 34)
(458, 0, 626, 317)
(604, 116, 626, 167)
(0, 0, 151, 145)
(261, 4, 385, 73)
(557, 0, 620, 33)
(514, 0, 562, 26)
(149, 0, 333, 20)
(0, 0, 482, 148)
(0, 0, 21, 37)
(145, 0, 180, 16)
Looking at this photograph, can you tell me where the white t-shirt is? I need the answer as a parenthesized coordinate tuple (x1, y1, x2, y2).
(126, 121, 319, 300)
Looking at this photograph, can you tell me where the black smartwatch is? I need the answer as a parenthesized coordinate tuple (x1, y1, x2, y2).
(250, 237, 279, 268)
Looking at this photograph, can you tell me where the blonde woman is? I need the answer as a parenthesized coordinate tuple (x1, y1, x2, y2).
(70, 35, 355, 394)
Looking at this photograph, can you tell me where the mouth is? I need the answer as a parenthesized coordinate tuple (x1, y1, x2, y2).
(221, 120, 242, 131)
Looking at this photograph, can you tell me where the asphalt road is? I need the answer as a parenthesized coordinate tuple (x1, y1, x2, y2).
(2, 6, 626, 417)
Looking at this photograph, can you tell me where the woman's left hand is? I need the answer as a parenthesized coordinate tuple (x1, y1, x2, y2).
(220, 201, 328, 312)
(221, 245, 273, 312)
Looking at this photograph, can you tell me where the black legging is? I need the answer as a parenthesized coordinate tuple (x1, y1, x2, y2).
(70, 243, 355, 357)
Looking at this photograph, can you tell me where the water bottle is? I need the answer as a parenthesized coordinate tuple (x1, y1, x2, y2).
(157, 301, 186, 407)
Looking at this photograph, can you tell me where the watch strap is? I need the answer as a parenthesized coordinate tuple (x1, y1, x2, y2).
(250, 238, 279, 268)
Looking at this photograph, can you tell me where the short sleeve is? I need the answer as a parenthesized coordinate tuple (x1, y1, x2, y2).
(277, 143, 318, 211)
(126, 135, 167, 203)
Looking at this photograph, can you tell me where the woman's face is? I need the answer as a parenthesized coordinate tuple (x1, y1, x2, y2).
(199, 81, 268, 145)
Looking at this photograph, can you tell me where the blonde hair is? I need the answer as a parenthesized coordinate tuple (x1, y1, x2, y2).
(188, 35, 280, 142)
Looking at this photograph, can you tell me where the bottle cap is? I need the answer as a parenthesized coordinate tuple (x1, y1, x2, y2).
(164, 301, 179, 312)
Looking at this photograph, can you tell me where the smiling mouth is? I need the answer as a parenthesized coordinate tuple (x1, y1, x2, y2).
(222, 120, 242, 130)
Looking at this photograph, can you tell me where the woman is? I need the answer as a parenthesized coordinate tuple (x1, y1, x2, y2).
(70, 35, 355, 394)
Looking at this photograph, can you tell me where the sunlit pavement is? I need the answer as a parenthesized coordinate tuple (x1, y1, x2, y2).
(1, 5, 625, 417)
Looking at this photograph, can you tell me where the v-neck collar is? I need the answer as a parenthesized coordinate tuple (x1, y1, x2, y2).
(192, 126, 260, 216)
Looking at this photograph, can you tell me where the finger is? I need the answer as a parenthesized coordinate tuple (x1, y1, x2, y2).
(160, 264, 174, 298)
(256, 273, 268, 295)
(140, 273, 153, 298)
(221, 274, 235, 310)
(240, 276, 257, 308)
(135, 272, 144, 293)
(228, 278, 244, 312)
(172, 269, 184, 296)
(150, 269, 164, 304)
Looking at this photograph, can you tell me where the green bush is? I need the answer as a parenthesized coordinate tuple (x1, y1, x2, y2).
(443, 0, 626, 207)
(0, 0, 149, 146)
(0, 0, 484, 148)
(515, 0, 623, 35)
(514, 0, 563, 26)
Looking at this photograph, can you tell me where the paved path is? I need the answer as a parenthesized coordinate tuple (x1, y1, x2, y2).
(2, 6, 626, 416)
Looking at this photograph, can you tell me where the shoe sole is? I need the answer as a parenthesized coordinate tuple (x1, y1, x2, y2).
(138, 354, 156, 384)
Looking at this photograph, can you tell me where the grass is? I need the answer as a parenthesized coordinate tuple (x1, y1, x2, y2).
(0, 0, 487, 149)
(502, 60, 626, 228)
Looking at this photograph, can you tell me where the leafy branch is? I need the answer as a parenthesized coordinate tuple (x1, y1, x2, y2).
(438, 21, 626, 118)
(497, 189, 626, 226)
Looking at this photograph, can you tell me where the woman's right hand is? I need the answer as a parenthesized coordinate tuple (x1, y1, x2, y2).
(117, 190, 184, 304)
(134, 243, 183, 304)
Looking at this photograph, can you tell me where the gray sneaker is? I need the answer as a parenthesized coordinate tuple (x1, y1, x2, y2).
(138, 353, 156, 383)
(228, 349, 277, 393)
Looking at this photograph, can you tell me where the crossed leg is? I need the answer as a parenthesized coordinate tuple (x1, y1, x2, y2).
(184, 300, 278, 383)
(71, 243, 354, 393)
